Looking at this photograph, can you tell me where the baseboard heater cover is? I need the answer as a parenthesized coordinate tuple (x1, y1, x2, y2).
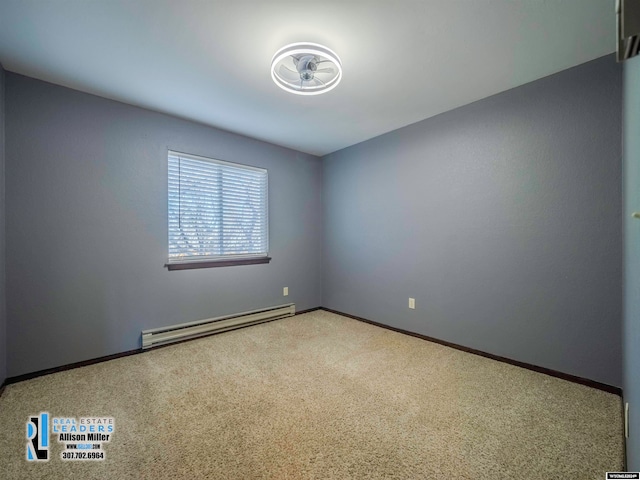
(141, 303, 295, 349)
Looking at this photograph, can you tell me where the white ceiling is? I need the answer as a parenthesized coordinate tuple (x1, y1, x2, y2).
(0, 0, 615, 156)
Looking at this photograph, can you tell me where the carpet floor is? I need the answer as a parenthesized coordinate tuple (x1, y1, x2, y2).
(0, 310, 624, 479)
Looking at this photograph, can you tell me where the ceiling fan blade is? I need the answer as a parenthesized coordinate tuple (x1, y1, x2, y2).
(279, 64, 300, 81)
(315, 68, 334, 74)
(313, 77, 326, 86)
(282, 65, 299, 74)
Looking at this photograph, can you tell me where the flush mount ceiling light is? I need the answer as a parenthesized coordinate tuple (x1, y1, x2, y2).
(270, 42, 342, 96)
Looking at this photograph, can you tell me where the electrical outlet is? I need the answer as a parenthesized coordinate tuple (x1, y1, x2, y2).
(283, 287, 289, 296)
(409, 298, 415, 309)
(625, 402, 630, 438)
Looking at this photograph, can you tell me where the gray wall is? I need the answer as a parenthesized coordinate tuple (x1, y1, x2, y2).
(322, 55, 622, 387)
(623, 53, 640, 469)
(0, 63, 5, 385)
(5, 73, 322, 377)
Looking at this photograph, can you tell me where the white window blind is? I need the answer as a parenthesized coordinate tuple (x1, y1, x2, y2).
(168, 151, 268, 265)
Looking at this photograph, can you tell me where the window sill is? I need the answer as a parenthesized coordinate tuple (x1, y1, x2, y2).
(165, 257, 271, 271)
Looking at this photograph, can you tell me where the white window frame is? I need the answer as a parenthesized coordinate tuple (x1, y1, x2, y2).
(166, 150, 270, 270)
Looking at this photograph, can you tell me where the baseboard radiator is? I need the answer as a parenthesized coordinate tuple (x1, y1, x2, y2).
(141, 303, 295, 349)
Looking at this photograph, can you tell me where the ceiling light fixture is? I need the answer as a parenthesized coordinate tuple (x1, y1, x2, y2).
(270, 42, 342, 96)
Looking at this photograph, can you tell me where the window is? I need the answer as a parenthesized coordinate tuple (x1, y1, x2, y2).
(167, 151, 269, 270)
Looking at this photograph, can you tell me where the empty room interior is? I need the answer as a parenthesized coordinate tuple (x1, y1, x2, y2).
(1, 0, 640, 478)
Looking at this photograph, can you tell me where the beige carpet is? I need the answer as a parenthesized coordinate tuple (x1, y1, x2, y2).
(0, 310, 624, 479)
